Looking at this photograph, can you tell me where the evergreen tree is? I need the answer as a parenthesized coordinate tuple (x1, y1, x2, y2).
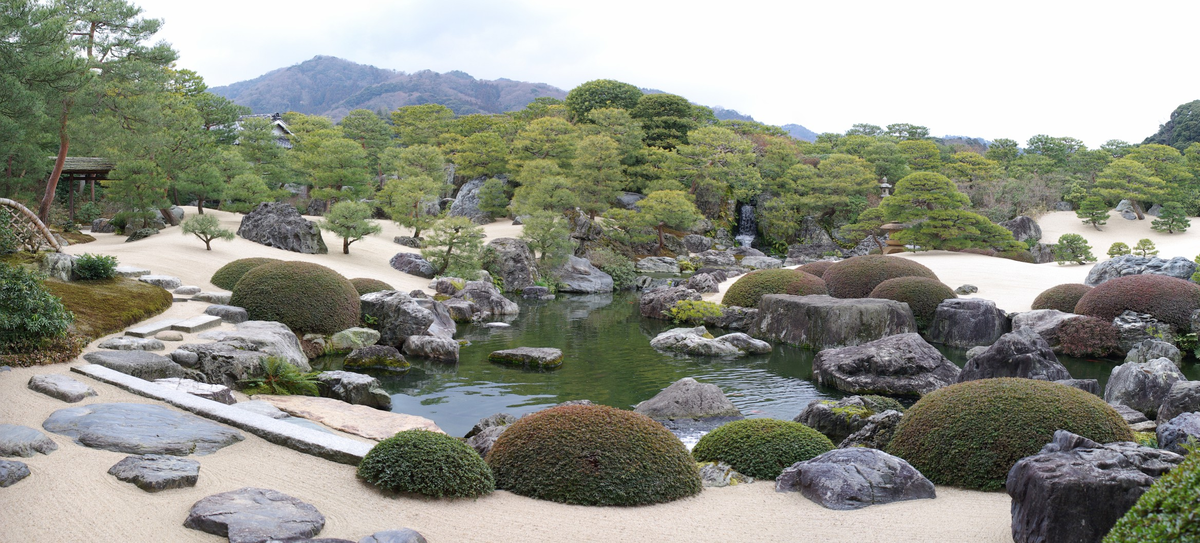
(180, 213, 233, 250)
(421, 216, 485, 277)
(1107, 242, 1130, 258)
(519, 211, 574, 268)
(1133, 238, 1158, 257)
(605, 190, 702, 255)
(378, 176, 441, 238)
(878, 172, 1021, 252)
(1076, 196, 1109, 230)
(1095, 158, 1167, 220)
(1053, 234, 1096, 265)
(321, 201, 381, 254)
(1151, 202, 1191, 233)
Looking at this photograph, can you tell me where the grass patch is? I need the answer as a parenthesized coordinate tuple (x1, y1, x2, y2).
(60, 231, 96, 245)
(43, 277, 174, 340)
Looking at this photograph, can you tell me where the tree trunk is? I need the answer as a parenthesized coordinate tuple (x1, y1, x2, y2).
(39, 98, 73, 224)
(67, 177, 75, 223)
(1133, 201, 1145, 220)
(204, 237, 212, 250)
(343, 237, 350, 254)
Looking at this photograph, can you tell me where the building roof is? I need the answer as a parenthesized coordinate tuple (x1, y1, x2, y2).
(56, 157, 116, 173)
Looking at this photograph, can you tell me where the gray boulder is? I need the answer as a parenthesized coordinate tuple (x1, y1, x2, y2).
(812, 333, 959, 396)
(447, 177, 495, 224)
(683, 234, 714, 254)
(1104, 358, 1187, 419)
(717, 332, 772, 354)
(484, 238, 539, 292)
(316, 371, 391, 410)
(1000, 216, 1042, 243)
(97, 335, 166, 351)
(205, 304, 249, 324)
(795, 396, 901, 444)
(402, 335, 459, 363)
(1010, 309, 1082, 353)
(1157, 413, 1200, 455)
(1116, 199, 1139, 220)
(750, 295, 917, 350)
(192, 291, 232, 304)
(42, 403, 244, 455)
(236, 202, 328, 254)
(1157, 381, 1200, 424)
(634, 377, 742, 420)
(636, 256, 681, 274)
(776, 448, 935, 510)
(740, 256, 783, 270)
(615, 191, 645, 210)
(926, 298, 1009, 348)
(0, 424, 58, 457)
(27, 374, 97, 403)
(1055, 379, 1102, 396)
(1030, 243, 1057, 264)
(153, 378, 235, 405)
(839, 410, 904, 449)
(389, 253, 435, 278)
(360, 291, 435, 349)
(108, 454, 200, 492)
(1085, 254, 1198, 287)
(697, 250, 737, 267)
(184, 487, 325, 543)
(453, 280, 519, 319)
(125, 227, 159, 242)
(442, 299, 475, 322)
(957, 327, 1070, 383)
(1113, 311, 1175, 355)
(359, 529, 428, 543)
(556, 256, 614, 293)
(703, 306, 759, 331)
(685, 273, 720, 293)
(91, 218, 114, 233)
(521, 286, 554, 300)
(465, 426, 506, 458)
(1126, 339, 1183, 368)
(649, 327, 767, 357)
(174, 285, 201, 295)
(82, 350, 191, 381)
(137, 274, 182, 290)
(0, 459, 30, 487)
(488, 347, 563, 369)
(393, 236, 422, 248)
(40, 253, 77, 281)
(175, 321, 310, 389)
(639, 286, 702, 320)
(465, 413, 516, 439)
(328, 327, 381, 352)
(698, 461, 754, 487)
(344, 345, 409, 373)
(955, 284, 978, 295)
(411, 298, 456, 339)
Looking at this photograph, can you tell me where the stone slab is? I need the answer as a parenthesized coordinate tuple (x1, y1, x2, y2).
(0, 424, 58, 457)
(171, 315, 223, 333)
(113, 266, 151, 278)
(42, 402, 244, 455)
(0, 459, 31, 487)
(108, 454, 200, 491)
(27, 374, 98, 403)
(184, 487, 325, 543)
(125, 318, 182, 338)
(255, 395, 442, 440)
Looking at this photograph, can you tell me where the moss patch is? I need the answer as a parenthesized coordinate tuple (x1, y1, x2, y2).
(43, 277, 173, 340)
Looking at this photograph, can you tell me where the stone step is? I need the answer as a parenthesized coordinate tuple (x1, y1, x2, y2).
(125, 318, 182, 338)
(113, 266, 151, 278)
(170, 315, 223, 333)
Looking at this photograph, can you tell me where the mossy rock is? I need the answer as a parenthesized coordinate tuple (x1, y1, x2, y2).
(344, 345, 410, 373)
(210, 257, 282, 290)
(691, 418, 835, 479)
(357, 429, 494, 498)
(721, 268, 827, 308)
(349, 277, 395, 296)
(822, 255, 938, 299)
(487, 347, 563, 370)
(229, 261, 360, 335)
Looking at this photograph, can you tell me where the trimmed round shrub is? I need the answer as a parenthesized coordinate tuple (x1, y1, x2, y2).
(886, 378, 1133, 491)
(797, 260, 834, 278)
(1074, 274, 1200, 330)
(229, 261, 360, 335)
(691, 418, 835, 479)
(1031, 283, 1093, 313)
(822, 255, 938, 299)
(350, 277, 394, 296)
(1058, 316, 1121, 358)
(357, 429, 494, 498)
(486, 404, 701, 506)
(210, 257, 282, 290)
(721, 268, 827, 308)
(1104, 449, 1200, 542)
(868, 276, 956, 328)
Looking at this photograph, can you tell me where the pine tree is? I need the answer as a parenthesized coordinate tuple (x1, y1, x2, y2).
(321, 201, 381, 255)
(1151, 202, 1191, 234)
(1076, 196, 1109, 230)
(1133, 238, 1158, 257)
(1053, 234, 1096, 265)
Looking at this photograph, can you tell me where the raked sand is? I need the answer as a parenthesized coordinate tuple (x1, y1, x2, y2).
(2, 208, 1196, 542)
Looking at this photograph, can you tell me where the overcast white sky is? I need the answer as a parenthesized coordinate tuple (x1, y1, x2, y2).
(134, 0, 1199, 148)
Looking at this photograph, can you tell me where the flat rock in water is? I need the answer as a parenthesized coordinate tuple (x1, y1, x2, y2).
(0, 459, 31, 487)
(154, 378, 235, 405)
(401, 335, 459, 363)
(254, 395, 442, 440)
(108, 454, 200, 491)
(776, 448, 936, 510)
(0, 424, 58, 457)
(184, 487, 325, 543)
(82, 350, 189, 380)
(42, 402, 243, 455)
(634, 377, 742, 420)
(27, 374, 97, 403)
(488, 347, 563, 369)
(97, 336, 166, 351)
(359, 529, 428, 543)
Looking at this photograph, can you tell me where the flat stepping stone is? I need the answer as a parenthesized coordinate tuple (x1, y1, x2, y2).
(184, 487, 325, 543)
(154, 378, 235, 405)
(488, 347, 563, 370)
(0, 459, 31, 487)
(192, 291, 232, 304)
(155, 330, 184, 341)
(27, 374, 97, 403)
(0, 424, 58, 457)
(231, 400, 288, 419)
(361, 529, 428, 543)
(82, 350, 188, 380)
(255, 395, 442, 440)
(108, 454, 200, 491)
(0, 365, 10, 372)
(125, 318, 182, 338)
(42, 402, 244, 455)
(137, 275, 182, 290)
(171, 314, 223, 333)
(113, 266, 150, 278)
(173, 285, 201, 295)
(97, 335, 165, 351)
(205, 304, 249, 324)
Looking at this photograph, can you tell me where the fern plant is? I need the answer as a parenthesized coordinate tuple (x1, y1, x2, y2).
(239, 356, 319, 396)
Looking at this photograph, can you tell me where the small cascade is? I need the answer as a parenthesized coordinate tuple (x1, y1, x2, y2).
(735, 203, 756, 247)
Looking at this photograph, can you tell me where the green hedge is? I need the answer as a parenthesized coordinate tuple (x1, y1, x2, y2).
(721, 269, 827, 308)
(822, 255, 938, 299)
(691, 418, 835, 479)
(1104, 449, 1200, 542)
(210, 257, 282, 290)
(358, 429, 494, 498)
(1031, 283, 1093, 313)
(350, 277, 395, 296)
(1074, 274, 1200, 331)
(230, 261, 360, 335)
(868, 276, 956, 329)
(797, 260, 834, 278)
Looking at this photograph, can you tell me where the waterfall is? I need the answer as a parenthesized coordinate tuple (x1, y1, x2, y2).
(735, 203, 756, 248)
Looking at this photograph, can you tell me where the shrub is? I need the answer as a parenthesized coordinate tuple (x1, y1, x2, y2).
(1133, 238, 1158, 257)
(210, 257, 282, 290)
(997, 250, 1037, 263)
(1031, 283, 1093, 313)
(691, 418, 835, 479)
(586, 247, 637, 290)
(350, 277, 394, 296)
(238, 356, 319, 396)
(868, 276, 956, 329)
(822, 255, 938, 299)
(486, 404, 702, 506)
(721, 269, 827, 308)
(358, 429, 495, 499)
(1104, 447, 1200, 542)
(797, 260, 834, 278)
(886, 378, 1133, 491)
(230, 261, 361, 335)
(0, 264, 74, 353)
(666, 299, 724, 324)
(1053, 233, 1096, 265)
(0, 216, 17, 254)
(1074, 274, 1200, 331)
(73, 253, 118, 280)
(76, 202, 102, 225)
(1108, 242, 1131, 258)
(1057, 316, 1122, 358)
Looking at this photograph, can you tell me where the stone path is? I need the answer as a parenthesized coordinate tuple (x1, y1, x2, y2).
(27, 374, 97, 403)
(184, 487, 326, 543)
(108, 454, 200, 492)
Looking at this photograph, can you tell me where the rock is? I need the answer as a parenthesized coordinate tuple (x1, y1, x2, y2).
(488, 347, 563, 370)
(360, 291, 434, 349)
(684, 273, 720, 293)
(795, 396, 899, 444)
(1104, 358, 1186, 419)
(697, 250, 737, 267)
(315, 371, 391, 410)
(555, 256, 614, 293)
(716, 333, 772, 354)
(1110, 403, 1150, 427)
(698, 461, 754, 487)
(957, 327, 1070, 383)
(484, 238, 539, 292)
(164, 205, 185, 225)
(393, 236, 422, 248)
(703, 305, 758, 331)
(1146, 203, 1163, 217)
(442, 299, 475, 322)
(389, 253, 436, 278)
(926, 298, 1010, 349)
(1030, 243, 1057, 264)
(1010, 309, 1082, 353)
(776, 448, 935, 510)
(40, 252, 77, 281)
(192, 291, 232, 304)
(112, 265, 150, 278)
(27, 374, 97, 403)
(740, 256, 783, 270)
(97, 335, 166, 351)
(344, 345, 409, 373)
(812, 333, 959, 396)
(137, 274, 183, 290)
(633, 377, 742, 420)
(615, 191, 645, 210)
(448, 176, 496, 224)
(254, 395, 442, 440)
(0, 424, 58, 457)
(42, 403, 243, 455)
(125, 227, 159, 242)
(108, 454, 200, 492)
(0, 459, 31, 487)
(184, 487, 325, 543)
(205, 304, 249, 324)
(359, 529, 428, 543)
(411, 298, 456, 339)
(1113, 311, 1175, 355)
(639, 286, 702, 320)
(1055, 201, 1073, 211)
(954, 284, 978, 295)
(401, 335, 459, 363)
(0, 366, 9, 372)
(153, 378, 236, 405)
(464, 412, 517, 439)
(155, 330, 184, 341)
(1000, 216, 1042, 243)
(236, 202, 328, 254)
(750, 295, 917, 350)
(732, 246, 766, 258)
(1125, 339, 1183, 368)
(636, 256, 681, 274)
(466, 425, 507, 458)
(328, 327, 380, 352)
(1006, 430, 1183, 543)
(839, 410, 904, 449)
(683, 234, 714, 254)
(1055, 379, 1102, 396)
(91, 218, 114, 233)
(1116, 199, 1139, 220)
(1157, 412, 1200, 455)
(174, 285, 201, 295)
(190, 320, 310, 369)
(1157, 381, 1200, 424)
(649, 327, 750, 357)
(1085, 254, 1198, 287)
(82, 350, 190, 380)
(232, 400, 288, 419)
(453, 280, 520, 319)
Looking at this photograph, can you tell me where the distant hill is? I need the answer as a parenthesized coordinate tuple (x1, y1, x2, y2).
(712, 107, 755, 122)
(781, 124, 817, 142)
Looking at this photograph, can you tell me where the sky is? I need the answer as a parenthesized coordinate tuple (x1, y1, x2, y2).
(133, 0, 1199, 148)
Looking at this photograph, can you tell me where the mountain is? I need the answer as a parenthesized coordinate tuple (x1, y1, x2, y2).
(711, 106, 755, 122)
(781, 123, 817, 142)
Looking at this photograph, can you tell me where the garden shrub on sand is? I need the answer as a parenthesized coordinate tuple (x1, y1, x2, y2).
(886, 378, 1133, 491)
(0, 263, 74, 353)
(350, 277, 394, 296)
(1073, 274, 1200, 331)
(358, 429, 494, 499)
(230, 261, 360, 335)
(1057, 316, 1121, 358)
(868, 276, 956, 329)
(486, 404, 701, 506)
(721, 269, 827, 308)
(797, 260, 835, 278)
(1031, 283, 1093, 313)
(210, 257, 282, 290)
(691, 418, 835, 479)
(1104, 449, 1200, 542)
(73, 253, 117, 280)
(822, 255, 938, 299)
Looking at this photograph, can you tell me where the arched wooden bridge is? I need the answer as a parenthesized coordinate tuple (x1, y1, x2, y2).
(0, 198, 61, 252)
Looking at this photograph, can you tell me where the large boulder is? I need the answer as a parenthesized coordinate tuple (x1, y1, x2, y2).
(82, 350, 192, 381)
(957, 328, 1071, 383)
(411, 298, 456, 339)
(639, 286, 702, 320)
(1157, 412, 1200, 455)
(401, 335, 459, 363)
(811, 333, 960, 396)
(1104, 358, 1187, 420)
(452, 280, 519, 319)
(43, 403, 244, 455)
(184, 487, 325, 543)
(839, 410, 903, 449)
(633, 377, 742, 420)
(750, 295, 916, 350)
(794, 396, 902, 445)
(359, 291, 434, 349)
(315, 371, 391, 410)
(1085, 254, 1198, 287)
(484, 238, 539, 292)
(40, 253, 77, 281)
(697, 250, 737, 267)
(740, 256, 783, 270)
(685, 273, 720, 294)
(635, 256, 680, 274)
(1125, 339, 1183, 368)
(683, 234, 714, 254)
(1157, 381, 1200, 424)
(1010, 309, 1082, 353)
(1000, 216, 1042, 243)
(236, 202, 328, 254)
(174, 321, 310, 389)
(703, 305, 758, 331)
(1113, 311, 1175, 355)
(555, 256, 614, 293)
(488, 347, 563, 370)
(926, 298, 1010, 349)
(1006, 430, 1183, 543)
(447, 177, 496, 224)
(344, 345, 409, 373)
(615, 191, 645, 210)
(649, 327, 770, 358)
(389, 253, 435, 279)
(775, 448, 936, 510)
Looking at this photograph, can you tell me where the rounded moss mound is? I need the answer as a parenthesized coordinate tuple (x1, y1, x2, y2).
(486, 404, 701, 506)
(1074, 274, 1200, 330)
(691, 418, 835, 479)
(1031, 283, 1093, 313)
(1104, 450, 1200, 542)
(822, 255, 938, 299)
(886, 378, 1133, 491)
(210, 257, 282, 290)
(350, 277, 394, 296)
(357, 429, 494, 498)
(868, 276, 956, 328)
(797, 260, 834, 278)
(229, 261, 360, 335)
(721, 268, 827, 308)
